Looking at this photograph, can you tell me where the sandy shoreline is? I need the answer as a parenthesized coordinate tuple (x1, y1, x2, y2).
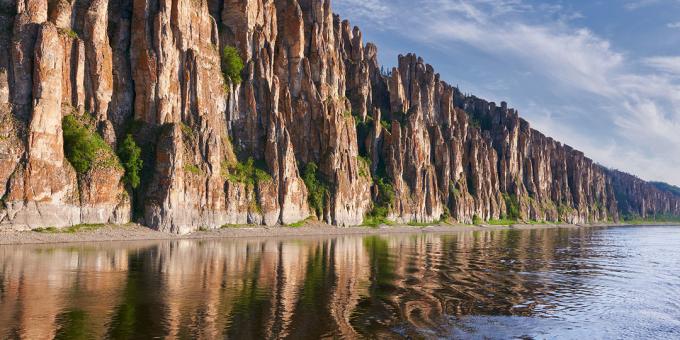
(0, 222, 677, 246)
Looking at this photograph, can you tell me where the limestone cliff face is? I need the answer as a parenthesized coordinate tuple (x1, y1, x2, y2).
(0, 0, 678, 233)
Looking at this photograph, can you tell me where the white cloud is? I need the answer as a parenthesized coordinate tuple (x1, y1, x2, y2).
(334, 0, 680, 185)
(424, 21, 623, 98)
(668, 22, 680, 29)
(644, 56, 680, 76)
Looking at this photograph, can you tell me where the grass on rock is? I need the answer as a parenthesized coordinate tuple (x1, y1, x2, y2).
(487, 218, 519, 226)
(225, 158, 271, 187)
(34, 224, 105, 234)
(287, 218, 313, 228)
(63, 114, 120, 174)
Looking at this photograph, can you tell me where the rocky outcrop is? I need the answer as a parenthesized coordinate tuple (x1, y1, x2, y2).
(0, 3, 128, 230)
(609, 170, 680, 219)
(0, 0, 678, 233)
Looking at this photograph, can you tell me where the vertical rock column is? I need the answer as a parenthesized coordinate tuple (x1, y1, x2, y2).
(137, 0, 242, 233)
(1, 1, 130, 230)
(222, 0, 311, 226)
(2, 23, 81, 229)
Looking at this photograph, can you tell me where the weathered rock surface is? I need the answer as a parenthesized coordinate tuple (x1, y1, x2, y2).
(0, 0, 678, 233)
(609, 170, 680, 219)
(0, 3, 129, 230)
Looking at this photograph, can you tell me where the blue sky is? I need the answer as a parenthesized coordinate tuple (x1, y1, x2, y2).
(334, 0, 680, 186)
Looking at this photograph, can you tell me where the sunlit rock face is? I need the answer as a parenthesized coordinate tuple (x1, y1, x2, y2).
(0, 0, 678, 232)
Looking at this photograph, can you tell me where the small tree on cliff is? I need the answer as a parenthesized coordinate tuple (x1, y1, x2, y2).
(222, 46, 244, 87)
(62, 114, 111, 174)
(302, 162, 329, 218)
(117, 134, 143, 189)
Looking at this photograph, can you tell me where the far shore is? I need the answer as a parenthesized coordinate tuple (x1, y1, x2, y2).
(0, 222, 678, 246)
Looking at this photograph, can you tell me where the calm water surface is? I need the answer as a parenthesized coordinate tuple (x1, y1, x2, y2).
(1, 226, 679, 339)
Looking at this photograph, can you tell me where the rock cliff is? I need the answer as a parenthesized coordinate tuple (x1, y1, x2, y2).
(0, 0, 678, 233)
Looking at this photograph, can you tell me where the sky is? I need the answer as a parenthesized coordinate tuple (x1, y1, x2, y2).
(333, 0, 680, 186)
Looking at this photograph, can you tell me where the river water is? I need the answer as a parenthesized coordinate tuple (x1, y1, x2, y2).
(0, 226, 678, 339)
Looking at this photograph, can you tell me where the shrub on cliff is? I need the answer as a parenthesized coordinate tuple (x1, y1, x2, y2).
(62, 115, 113, 174)
(502, 193, 520, 220)
(375, 177, 395, 208)
(358, 156, 371, 178)
(364, 177, 395, 227)
(226, 158, 271, 187)
(472, 214, 483, 225)
(302, 162, 329, 217)
(117, 134, 143, 189)
(222, 46, 244, 87)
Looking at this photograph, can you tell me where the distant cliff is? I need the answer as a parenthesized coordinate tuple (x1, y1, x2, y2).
(0, 0, 678, 233)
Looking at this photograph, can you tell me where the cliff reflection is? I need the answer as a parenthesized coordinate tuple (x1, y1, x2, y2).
(0, 228, 604, 339)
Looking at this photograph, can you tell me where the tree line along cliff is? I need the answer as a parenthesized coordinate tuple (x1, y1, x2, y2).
(0, 0, 678, 233)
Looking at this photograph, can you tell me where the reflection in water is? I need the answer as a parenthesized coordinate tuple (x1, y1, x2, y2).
(1, 226, 679, 339)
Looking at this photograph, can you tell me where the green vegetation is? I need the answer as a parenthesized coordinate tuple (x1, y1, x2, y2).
(468, 117, 481, 129)
(120, 119, 156, 219)
(406, 214, 450, 226)
(221, 46, 244, 87)
(441, 206, 451, 222)
(528, 220, 557, 225)
(472, 214, 483, 225)
(450, 180, 461, 197)
(406, 220, 433, 227)
(302, 162, 330, 217)
(62, 114, 118, 174)
(117, 134, 143, 189)
(179, 122, 195, 141)
(487, 218, 518, 226)
(362, 215, 393, 228)
(221, 223, 256, 229)
(225, 158, 271, 187)
(363, 177, 396, 227)
(34, 224, 105, 234)
(650, 182, 680, 197)
(184, 163, 201, 175)
(502, 193, 521, 220)
(380, 118, 391, 130)
(557, 203, 574, 220)
(358, 156, 371, 178)
(287, 217, 313, 228)
(467, 112, 493, 131)
(621, 214, 680, 224)
(58, 27, 78, 39)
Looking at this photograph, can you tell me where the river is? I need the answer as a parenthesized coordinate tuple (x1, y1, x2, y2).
(0, 226, 678, 339)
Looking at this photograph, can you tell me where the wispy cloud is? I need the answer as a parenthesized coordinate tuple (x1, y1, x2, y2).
(668, 22, 680, 29)
(645, 56, 680, 76)
(334, 0, 680, 185)
(624, 0, 661, 10)
(332, 0, 391, 25)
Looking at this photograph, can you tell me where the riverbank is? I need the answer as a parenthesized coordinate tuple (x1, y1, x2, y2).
(0, 222, 677, 245)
